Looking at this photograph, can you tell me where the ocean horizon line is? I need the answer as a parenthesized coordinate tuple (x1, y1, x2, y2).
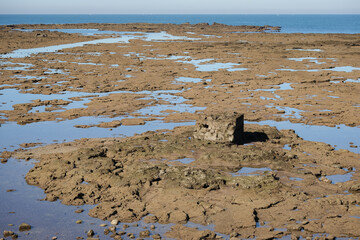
(1, 13, 359, 15)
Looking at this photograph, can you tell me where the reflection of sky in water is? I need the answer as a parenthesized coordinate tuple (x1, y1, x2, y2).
(277, 66, 360, 72)
(175, 77, 203, 83)
(288, 57, 326, 64)
(326, 172, 354, 184)
(272, 105, 304, 119)
(0, 31, 200, 59)
(247, 120, 360, 154)
(231, 167, 272, 176)
(176, 58, 246, 72)
(170, 158, 195, 164)
(289, 177, 304, 181)
(0, 118, 195, 151)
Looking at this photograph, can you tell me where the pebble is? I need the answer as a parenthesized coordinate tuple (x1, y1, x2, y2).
(6, 189, 16, 192)
(139, 230, 150, 238)
(150, 225, 156, 230)
(87, 229, 94, 237)
(99, 224, 107, 227)
(111, 219, 119, 225)
(75, 209, 84, 213)
(123, 224, 129, 229)
(109, 226, 117, 233)
(104, 228, 110, 235)
(52, 237, 57, 240)
(118, 231, 126, 235)
(127, 233, 135, 239)
(19, 223, 31, 232)
(3, 231, 15, 238)
(8, 224, 14, 226)
(75, 220, 83, 224)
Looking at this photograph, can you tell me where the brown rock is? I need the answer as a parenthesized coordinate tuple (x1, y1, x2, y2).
(19, 223, 31, 232)
(121, 118, 145, 126)
(3, 231, 15, 237)
(86, 229, 94, 237)
(193, 112, 244, 143)
(139, 230, 150, 238)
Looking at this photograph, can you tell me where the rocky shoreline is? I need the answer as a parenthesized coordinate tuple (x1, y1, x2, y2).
(0, 23, 359, 239)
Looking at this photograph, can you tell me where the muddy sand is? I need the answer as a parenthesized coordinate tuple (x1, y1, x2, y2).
(0, 23, 359, 239)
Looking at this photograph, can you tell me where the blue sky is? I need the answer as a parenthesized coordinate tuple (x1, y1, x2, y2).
(1, 0, 359, 14)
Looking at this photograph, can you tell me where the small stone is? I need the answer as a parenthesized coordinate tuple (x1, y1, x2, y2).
(128, 233, 135, 239)
(8, 224, 14, 226)
(52, 237, 57, 240)
(104, 228, 110, 235)
(19, 223, 31, 232)
(109, 226, 116, 233)
(3, 231, 15, 237)
(111, 219, 119, 225)
(76, 220, 83, 224)
(150, 225, 156, 230)
(123, 224, 129, 229)
(139, 230, 150, 238)
(132, 223, 138, 227)
(87, 229, 94, 237)
(99, 224, 107, 227)
(75, 209, 84, 213)
(6, 189, 16, 192)
(118, 231, 126, 235)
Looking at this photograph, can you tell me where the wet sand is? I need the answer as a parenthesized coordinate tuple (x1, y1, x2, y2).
(0, 23, 359, 239)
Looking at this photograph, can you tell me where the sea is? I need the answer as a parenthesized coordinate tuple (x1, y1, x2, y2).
(0, 14, 359, 33)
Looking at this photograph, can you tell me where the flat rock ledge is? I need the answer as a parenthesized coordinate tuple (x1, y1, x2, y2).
(193, 112, 244, 143)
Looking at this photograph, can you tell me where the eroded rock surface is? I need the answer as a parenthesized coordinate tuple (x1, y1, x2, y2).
(193, 112, 244, 143)
(14, 124, 360, 239)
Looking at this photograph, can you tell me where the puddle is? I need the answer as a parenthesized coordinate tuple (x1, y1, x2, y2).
(289, 177, 304, 181)
(174, 77, 203, 84)
(0, 118, 195, 152)
(170, 158, 195, 164)
(231, 167, 272, 176)
(331, 78, 360, 84)
(0, 158, 112, 239)
(175, 58, 246, 72)
(251, 83, 293, 92)
(270, 105, 304, 119)
(277, 66, 360, 72)
(0, 61, 34, 71)
(326, 172, 354, 184)
(283, 144, 291, 150)
(288, 57, 325, 64)
(0, 88, 106, 111)
(0, 31, 199, 59)
(288, 49, 323, 52)
(277, 83, 293, 90)
(247, 120, 360, 154)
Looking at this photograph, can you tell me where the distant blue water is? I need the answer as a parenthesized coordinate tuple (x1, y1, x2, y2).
(0, 14, 359, 33)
